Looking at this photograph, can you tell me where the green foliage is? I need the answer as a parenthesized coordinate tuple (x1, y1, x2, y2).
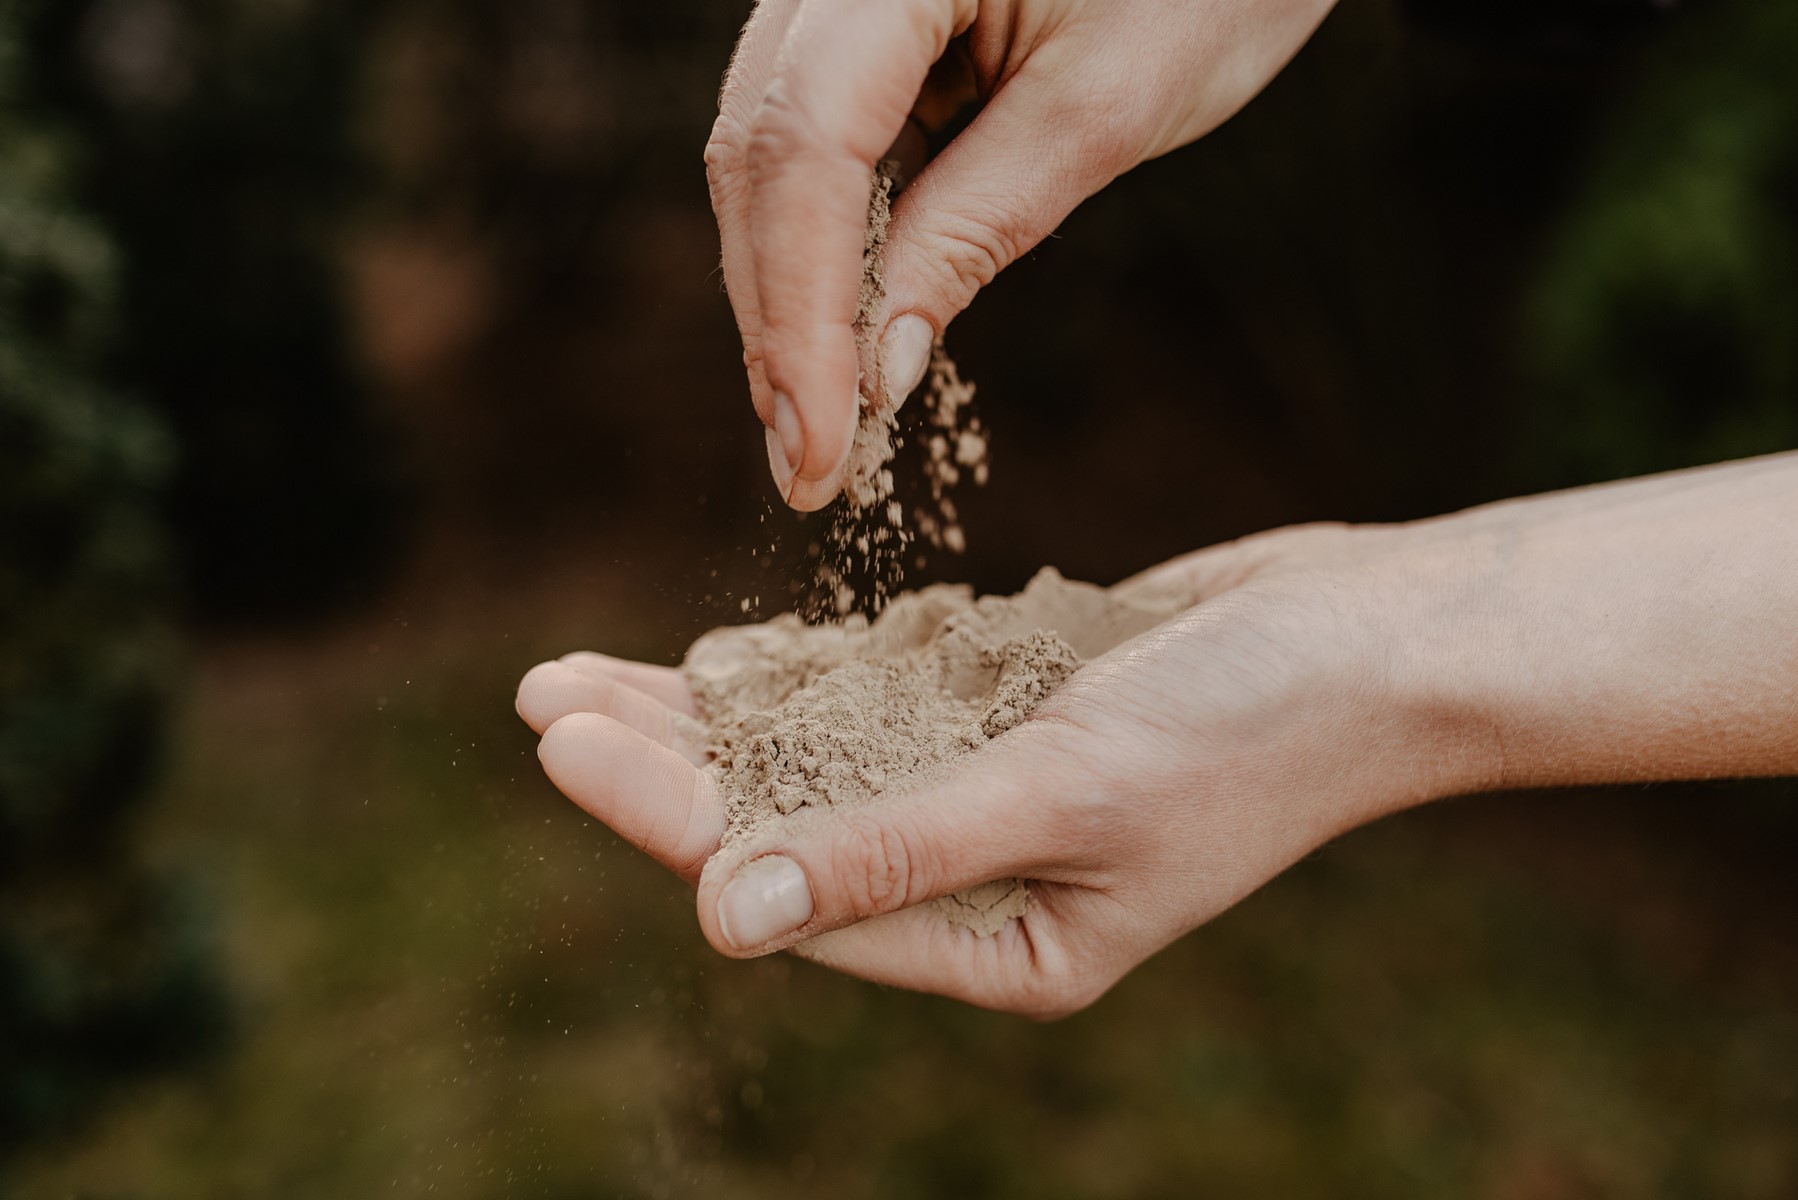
(0, 4, 223, 1166)
(1525, 0, 1798, 483)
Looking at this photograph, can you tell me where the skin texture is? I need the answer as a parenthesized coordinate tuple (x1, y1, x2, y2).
(706, 0, 1339, 509)
(517, 454, 1798, 1018)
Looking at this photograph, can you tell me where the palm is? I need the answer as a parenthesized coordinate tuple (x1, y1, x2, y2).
(516, 647, 1076, 1011)
(515, 525, 1398, 1014)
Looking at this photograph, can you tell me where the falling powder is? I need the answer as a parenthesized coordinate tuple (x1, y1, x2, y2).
(803, 163, 987, 620)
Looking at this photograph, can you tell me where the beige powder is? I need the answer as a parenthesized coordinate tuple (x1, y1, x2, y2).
(683, 568, 1183, 936)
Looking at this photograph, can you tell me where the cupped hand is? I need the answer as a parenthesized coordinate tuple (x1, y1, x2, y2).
(515, 520, 1480, 1018)
(708, 0, 1338, 509)
(516, 449, 1798, 1017)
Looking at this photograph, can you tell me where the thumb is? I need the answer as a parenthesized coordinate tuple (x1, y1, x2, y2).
(694, 745, 1050, 958)
(868, 57, 1145, 405)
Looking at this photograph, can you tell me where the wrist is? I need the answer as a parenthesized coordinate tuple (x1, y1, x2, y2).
(1365, 520, 1517, 807)
(1196, 522, 1508, 837)
(1367, 456, 1798, 797)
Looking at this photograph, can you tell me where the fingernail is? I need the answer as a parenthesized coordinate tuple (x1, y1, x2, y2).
(764, 426, 795, 498)
(771, 390, 804, 472)
(880, 314, 934, 406)
(717, 855, 813, 950)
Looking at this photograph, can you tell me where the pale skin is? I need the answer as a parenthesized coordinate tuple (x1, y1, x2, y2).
(516, 1, 1798, 1017)
(709, 0, 1341, 509)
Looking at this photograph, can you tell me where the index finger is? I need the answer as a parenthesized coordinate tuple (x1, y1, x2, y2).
(744, 0, 974, 510)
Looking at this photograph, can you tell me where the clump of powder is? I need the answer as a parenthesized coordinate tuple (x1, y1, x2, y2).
(684, 568, 1184, 935)
(804, 164, 988, 620)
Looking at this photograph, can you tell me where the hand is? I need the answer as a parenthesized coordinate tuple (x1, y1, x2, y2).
(516, 454, 1798, 1016)
(707, 0, 1339, 509)
(515, 520, 1472, 1018)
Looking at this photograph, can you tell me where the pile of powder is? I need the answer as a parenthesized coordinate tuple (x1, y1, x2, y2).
(806, 164, 988, 619)
(682, 568, 1183, 935)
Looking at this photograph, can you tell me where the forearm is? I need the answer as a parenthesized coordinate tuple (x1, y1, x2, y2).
(1401, 452, 1798, 794)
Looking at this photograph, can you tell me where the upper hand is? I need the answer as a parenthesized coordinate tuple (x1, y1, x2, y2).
(707, 0, 1339, 508)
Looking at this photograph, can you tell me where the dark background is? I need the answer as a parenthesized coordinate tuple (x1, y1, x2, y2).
(3, 0, 1795, 1195)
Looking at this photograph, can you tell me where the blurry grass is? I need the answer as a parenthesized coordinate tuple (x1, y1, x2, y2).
(13, 607, 1797, 1199)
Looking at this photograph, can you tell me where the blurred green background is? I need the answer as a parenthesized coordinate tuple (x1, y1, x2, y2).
(3, 0, 1795, 1195)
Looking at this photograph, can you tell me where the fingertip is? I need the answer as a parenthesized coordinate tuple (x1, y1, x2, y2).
(538, 711, 723, 882)
(556, 652, 701, 718)
(786, 466, 850, 513)
(760, 385, 854, 511)
(792, 386, 857, 494)
(764, 424, 797, 501)
(744, 154, 864, 507)
(771, 391, 805, 472)
(517, 660, 578, 733)
(536, 708, 604, 771)
(710, 853, 816, 956)
(878, 312, 935, 407)
(766, 397, 855, 511)
(695, 824, 820, 958)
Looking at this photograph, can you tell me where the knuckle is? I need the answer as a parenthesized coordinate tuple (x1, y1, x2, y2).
(703, 114, 751, 201)
(743, 82, 823, 182)
(746, 72, 885, 168)
(832, 815, 925, 915)
(926, 210, 1021, 303)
